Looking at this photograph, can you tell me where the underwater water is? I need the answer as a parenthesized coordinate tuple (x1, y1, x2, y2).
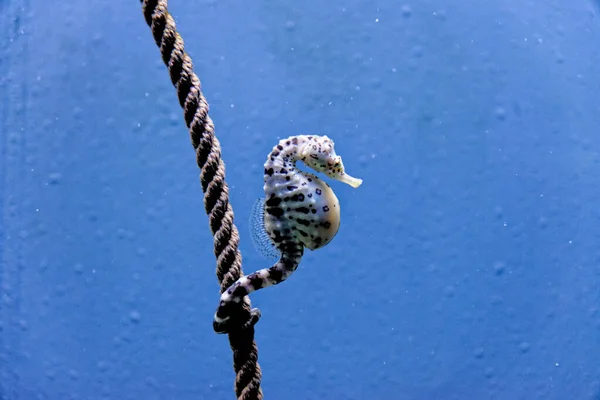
(2, 0, 600, 399)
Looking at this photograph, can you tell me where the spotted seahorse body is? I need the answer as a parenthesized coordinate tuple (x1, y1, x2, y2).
(213, 135, 362, 333)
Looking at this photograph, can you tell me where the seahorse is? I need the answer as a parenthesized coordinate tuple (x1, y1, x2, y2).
(213, 134, 362, 333)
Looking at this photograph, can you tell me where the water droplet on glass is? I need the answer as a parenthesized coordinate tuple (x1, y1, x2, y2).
(74, 264, 83, 274)
(519, 342, 531, 353)
(48, 173, 61, 185)
(493, 262, 505, 276)
(494, 107, 506, 120)
(129, 311, 141, 323)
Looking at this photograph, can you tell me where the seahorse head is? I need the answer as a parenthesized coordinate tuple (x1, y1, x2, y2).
(299, 135, 363, 188)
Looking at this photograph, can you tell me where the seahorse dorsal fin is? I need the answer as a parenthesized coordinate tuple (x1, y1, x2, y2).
(249, 197, 281, 261)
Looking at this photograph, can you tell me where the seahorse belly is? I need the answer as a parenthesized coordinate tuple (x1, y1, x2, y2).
(264, 170, 341, 251)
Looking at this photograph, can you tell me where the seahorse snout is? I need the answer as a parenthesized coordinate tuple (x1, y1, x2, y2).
(335, 172, 363, 188)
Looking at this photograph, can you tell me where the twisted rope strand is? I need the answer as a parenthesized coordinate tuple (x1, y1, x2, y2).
(140, 1, 263, 398)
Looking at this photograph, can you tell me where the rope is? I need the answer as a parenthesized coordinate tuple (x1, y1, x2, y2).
(139, 1, 263, 398)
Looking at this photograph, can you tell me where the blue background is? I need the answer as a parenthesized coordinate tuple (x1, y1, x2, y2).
(2, 0, 600, 399)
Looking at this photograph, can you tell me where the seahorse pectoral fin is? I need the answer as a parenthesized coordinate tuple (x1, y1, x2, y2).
(336, 172, 363, 188)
